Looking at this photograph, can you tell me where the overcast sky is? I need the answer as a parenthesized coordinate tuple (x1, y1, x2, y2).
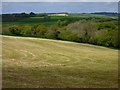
(2, 0, 119, 2)
(2, 2, 118, 14)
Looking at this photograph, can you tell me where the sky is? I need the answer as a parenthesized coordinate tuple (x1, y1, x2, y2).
(2, 2, 118, 14)
(2, 0, 120, 2)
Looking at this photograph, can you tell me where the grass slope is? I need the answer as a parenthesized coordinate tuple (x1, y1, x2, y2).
(2, 35, 118, 88)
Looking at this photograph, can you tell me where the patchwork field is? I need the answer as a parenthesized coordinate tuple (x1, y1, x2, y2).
(2, 35, 118, 88)
(2, 14, 118, 26)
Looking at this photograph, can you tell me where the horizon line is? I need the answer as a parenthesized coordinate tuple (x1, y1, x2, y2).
(1, 11, 118, 14)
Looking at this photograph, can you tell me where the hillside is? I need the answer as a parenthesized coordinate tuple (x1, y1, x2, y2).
(2, 35, 118, 88)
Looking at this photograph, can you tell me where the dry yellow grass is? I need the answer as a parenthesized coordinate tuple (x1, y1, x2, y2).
(48, 14, 68, 16)
(2, 35, 118, 88)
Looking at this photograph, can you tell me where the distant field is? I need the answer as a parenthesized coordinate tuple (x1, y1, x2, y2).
(69, 14, 118, 19)
(2, 35, 118, 88)
(2, 14, 118, 26)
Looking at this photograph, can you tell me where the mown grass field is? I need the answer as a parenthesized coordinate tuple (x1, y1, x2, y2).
(2, 35, 118, 88)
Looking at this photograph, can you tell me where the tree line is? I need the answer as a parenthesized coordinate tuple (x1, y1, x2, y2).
(2, 20, 119, 48)
(2, 12, 48, 22)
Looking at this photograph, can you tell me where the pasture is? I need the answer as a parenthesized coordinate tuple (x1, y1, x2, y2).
(2, 14, 117, 26)
(2, 35, 118, 88)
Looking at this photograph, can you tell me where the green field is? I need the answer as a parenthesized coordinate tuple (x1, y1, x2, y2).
(2, 35, 118, 88)
(69, 14, 118, 19)
(3, 14, 118, 26)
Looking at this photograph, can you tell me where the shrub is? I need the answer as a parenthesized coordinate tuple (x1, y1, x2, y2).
(98, 22, 117, 30)
(9, 25, 21, 35)
(45, 25, 60, 39)
(20, 25, 32, 36)
(58, 27, 80, 42)
(66, 20, 97, 43)
(31, 24, 47, 37)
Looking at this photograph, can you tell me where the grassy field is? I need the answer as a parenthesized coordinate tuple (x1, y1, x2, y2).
(2, 35, 118, 88)
(69, 14, 118, 19)
(2, 14, 118, 26)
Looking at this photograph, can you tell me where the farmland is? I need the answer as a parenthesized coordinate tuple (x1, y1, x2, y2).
(2, 13, 118, 26)
(2, 13, 118, 49)
(2, 35, 118, 88)
(1, 1, 119, 88)
(2, 12, 119, 88)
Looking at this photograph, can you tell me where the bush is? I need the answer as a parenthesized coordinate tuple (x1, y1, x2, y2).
(58, 27, 80, 42)
(95, 29, 118, 47)
(9, 25, 21, 35)
(65, 20, 97, 43)
(98, 22, 117, 30)
(6, 19, 118, 48)
(31, 24, 47, 37)
(45, 25, 60, 39)
(57, 20, 69, 27)
(20, 25, 32, 36)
